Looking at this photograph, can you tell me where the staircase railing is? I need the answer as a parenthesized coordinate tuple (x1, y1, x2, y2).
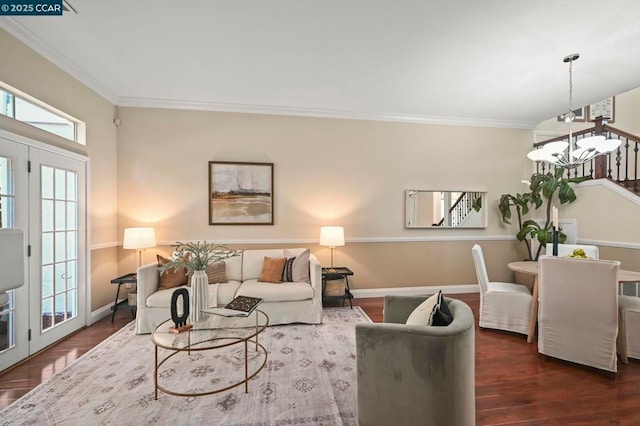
(436, 191, 483, 226)
(531, 117, 640, 194)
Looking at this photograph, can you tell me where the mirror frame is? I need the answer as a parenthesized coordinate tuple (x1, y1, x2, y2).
(405, 190, 487, 229)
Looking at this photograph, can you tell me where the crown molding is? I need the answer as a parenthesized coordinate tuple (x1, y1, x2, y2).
(0, 18, 118, 104)
(117, 96, 537, 129)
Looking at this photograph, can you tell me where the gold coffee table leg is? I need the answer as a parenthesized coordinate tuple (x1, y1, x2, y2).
(244, 340, 249, 393)
(154, 345, 158, 400)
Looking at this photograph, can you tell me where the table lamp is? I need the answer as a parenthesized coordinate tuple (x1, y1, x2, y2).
(319, 226, 345, 271)
(123, 227, 157, 270)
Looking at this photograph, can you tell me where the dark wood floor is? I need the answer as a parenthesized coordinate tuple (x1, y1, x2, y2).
(1, 295, 640, 424)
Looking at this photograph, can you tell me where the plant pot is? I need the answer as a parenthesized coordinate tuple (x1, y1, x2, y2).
(190, 269, 210, 323)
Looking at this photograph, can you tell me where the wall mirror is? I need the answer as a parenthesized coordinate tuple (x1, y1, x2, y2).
(405, 190, 487, 228)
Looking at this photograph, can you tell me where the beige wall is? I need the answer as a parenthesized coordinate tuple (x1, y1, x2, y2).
(115, 106, 535, 287)
(116, 107, 531, 238)
(0, 28, 119, 310)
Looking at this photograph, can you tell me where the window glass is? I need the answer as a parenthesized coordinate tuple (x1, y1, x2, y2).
(0, 83, 82, 143)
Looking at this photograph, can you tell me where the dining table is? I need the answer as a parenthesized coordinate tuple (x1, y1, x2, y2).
(508, 260, 640, 343)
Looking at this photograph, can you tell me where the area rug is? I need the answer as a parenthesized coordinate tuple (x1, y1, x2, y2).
(0, 307, 371, 425)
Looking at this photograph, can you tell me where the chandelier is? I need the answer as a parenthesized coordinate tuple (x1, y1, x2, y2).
(527, 53, 620, 169)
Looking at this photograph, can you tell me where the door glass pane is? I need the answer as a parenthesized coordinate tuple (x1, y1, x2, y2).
(66, 231, 77, 259)
(54, 294, 65, 325)
(66, 260, 77, 290)
(42, 265, 53, 298)
(54, 169, 65, 200)
(54, 263, 66, 294)
(66, 171, 76, 201)
(41, 200, 53, 232)
(42, 233, 53, 264)
(0, 155, 16, 352)
(54, 201, 65, 230)
(41, 298, 53, 330)
(41, 166, 78, 332)
(54, 231, 65, 263)
(41, 166, 53, 199)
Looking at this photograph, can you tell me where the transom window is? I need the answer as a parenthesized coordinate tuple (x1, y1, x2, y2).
(0, 82, 85, 144)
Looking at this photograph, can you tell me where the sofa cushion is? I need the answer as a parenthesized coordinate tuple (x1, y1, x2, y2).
(236, 279, 313, 302)
(157, 255, 188, 289)
(259, 256, 287, 283)
(146, 285, 189, 308)
(146, 281, 242, 308)
(216, 281, 243, 306)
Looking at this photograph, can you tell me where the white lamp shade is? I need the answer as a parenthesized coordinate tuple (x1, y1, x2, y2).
(123, 227, 157, 250)
(319, 226, 345, 247)
(0, 229, 25, 291)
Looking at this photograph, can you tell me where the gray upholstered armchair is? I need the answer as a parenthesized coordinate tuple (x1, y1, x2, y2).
(356, 295, 476, 426)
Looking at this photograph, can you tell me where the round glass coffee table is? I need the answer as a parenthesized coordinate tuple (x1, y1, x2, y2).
(152, 310, 268, 399)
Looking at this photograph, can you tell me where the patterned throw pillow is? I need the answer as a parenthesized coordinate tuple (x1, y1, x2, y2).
(186, 261, 228, 286)
(258, 256, 287, 283)
(157, 254, 188, 289)
(281, 257, 296, 282)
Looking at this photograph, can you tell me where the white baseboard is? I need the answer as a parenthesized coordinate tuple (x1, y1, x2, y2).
(351, 284, 479, 299)
(90, 299, 128, 325)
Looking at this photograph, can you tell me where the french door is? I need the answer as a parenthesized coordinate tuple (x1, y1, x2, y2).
(0, 134, 87, 369)
(0, 138, 29, 371)
(28, 148, 86, 353)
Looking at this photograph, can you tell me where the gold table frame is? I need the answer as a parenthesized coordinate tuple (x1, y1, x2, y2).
(152, 310, 269, 399)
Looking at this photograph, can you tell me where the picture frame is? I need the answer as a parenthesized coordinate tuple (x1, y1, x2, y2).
(557, 107, 586, 122)
(209, 161, 274, 225)
(587, 96, 615, 123)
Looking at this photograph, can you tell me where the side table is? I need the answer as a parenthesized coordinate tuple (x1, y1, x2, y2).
(322, 267, 354, 308)
(110, 273, 137, 322)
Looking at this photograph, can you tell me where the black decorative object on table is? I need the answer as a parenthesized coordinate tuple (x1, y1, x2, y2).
(552, 229, 559, 256)
(170, 288, 192, 333)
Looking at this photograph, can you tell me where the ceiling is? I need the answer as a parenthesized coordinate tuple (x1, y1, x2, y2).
(2, 0, 640, 128)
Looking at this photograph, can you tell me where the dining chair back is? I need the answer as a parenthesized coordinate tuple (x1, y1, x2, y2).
(471, 244, 532, 336)
(545, 243, 599, 259)
(617, 295, 640, 363)
(538, 255, 620, 373)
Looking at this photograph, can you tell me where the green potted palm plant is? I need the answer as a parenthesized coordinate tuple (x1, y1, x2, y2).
(498, 169, 590, 260)
(160, 241, 241, 322)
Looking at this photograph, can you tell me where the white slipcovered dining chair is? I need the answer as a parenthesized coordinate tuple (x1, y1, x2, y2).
(538, 255, 620, 373)
(545, 243, 599, 259)
(617, 295, 640, 363)
(471, 244, 532, 336)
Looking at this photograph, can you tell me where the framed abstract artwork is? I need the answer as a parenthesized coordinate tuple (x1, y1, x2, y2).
(209, 161, 274, 225)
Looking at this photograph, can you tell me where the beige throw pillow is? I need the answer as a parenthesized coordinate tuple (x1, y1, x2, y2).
(284, 249, 310, 283)
(259, 256, 287, 283)
(405, 292, 439, 326)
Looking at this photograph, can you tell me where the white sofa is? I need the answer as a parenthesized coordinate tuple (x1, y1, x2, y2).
(135, 248, 323, 334)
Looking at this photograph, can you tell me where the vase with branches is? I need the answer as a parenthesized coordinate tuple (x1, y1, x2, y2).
(159, 241, 241, 322)
(498, 169, 590, 260)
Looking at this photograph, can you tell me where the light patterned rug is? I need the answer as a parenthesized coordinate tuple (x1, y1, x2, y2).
(0, 307, 371, 425)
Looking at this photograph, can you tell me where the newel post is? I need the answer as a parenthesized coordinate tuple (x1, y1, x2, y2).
(593, 117, 607, 179)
